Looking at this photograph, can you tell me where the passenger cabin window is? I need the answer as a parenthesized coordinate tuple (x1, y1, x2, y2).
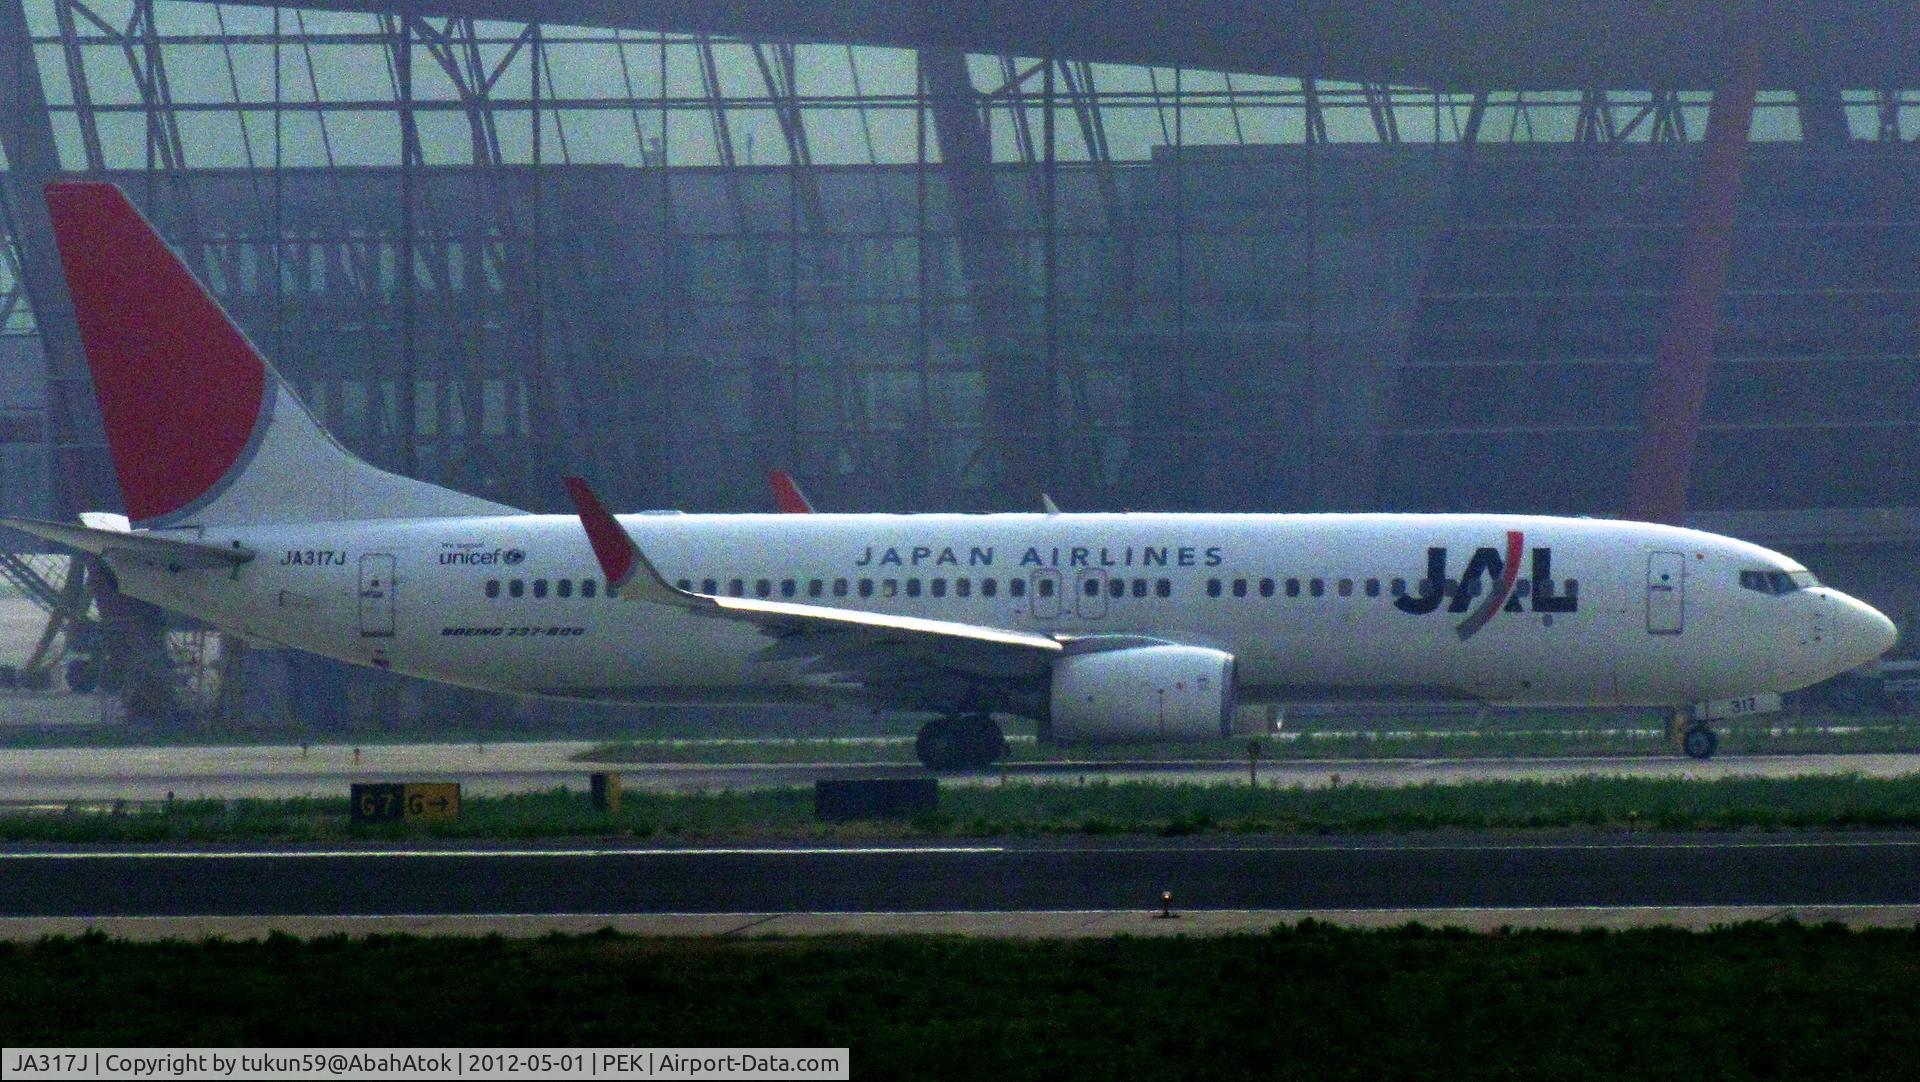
(1286, 579, 1300, 598)
(532, 579, 548, 599)
(932, 579, 947, 598)
(987, 578, 1003, 597)
(728, 579, 745, 597)
(1259, 578, 1274, 598)
(560, 579, 575, 598)
(858, 579, 874, 598)
(1084, 578, 1101, 597)
(509, 579, 524, 598)
(756, 579, 772, 598)
(906, 579, 922, 598)
(1207, 579, 1223, 598)
(1036, 578, 1054, 598)
(808, 580, 824, 598)
(1109, 578, 1125, 599)
(1132, 578, 1148, 598)
(1232, 579, 1248, 598)
(1156, 579, 1172, 598)
(1338, 578, 1353, 597)
(781, 579, 797, 598)
(701, 578, 718, 594)
(1365, 578, 1381, 598)
(485, 579, 500, 599)
(833, 578, 849, 597)
(582, 579, 597, 599)
(956, 578, 972, 597)
(1310, 578, 1325, 598)
(1009, 579, 1025, 598)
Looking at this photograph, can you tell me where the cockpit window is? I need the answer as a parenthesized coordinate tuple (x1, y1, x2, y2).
(1740, 569, 1820, 595)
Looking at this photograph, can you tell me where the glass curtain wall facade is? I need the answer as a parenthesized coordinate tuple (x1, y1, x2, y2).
(7, 3, 1920, 529)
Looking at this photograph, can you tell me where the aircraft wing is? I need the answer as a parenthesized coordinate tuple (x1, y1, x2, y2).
(562, 477, 1064, 688)
(1, 516, 254, 570)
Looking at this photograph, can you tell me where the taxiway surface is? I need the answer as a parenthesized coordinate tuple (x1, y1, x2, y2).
(4, 741, 1920, 800)
(5, 833, 1919, 918)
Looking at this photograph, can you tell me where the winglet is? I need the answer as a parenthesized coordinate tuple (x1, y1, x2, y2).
(561, 476, 700, 608)
(1041, 492, 1062, 515)
(769, 469, 815, 513)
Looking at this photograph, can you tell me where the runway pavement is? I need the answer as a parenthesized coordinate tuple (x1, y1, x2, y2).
(6, 740, 1920, 800)
(5, 833, 1920, 921)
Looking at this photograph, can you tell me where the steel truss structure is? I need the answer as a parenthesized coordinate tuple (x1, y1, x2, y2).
(2, 0, 1919, 723)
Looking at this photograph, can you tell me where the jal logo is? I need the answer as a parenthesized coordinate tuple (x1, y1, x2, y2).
(1393, 531, 1577, 640)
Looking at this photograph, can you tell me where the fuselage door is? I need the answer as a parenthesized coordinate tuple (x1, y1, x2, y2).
(1076, 569, 1109, 619)
(1029, 570, 1062, 620)
(1646, 551, 1684, 635)
(359, 553, 396, 638)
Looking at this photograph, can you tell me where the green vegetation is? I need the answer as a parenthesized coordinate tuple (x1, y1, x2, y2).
(6, 922, 1920, 1078)
(18, 773, 1920, 843)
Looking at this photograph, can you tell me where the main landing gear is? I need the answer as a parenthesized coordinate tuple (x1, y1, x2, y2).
(915, 714, 1008, 771)
(1682, 723, 1719, 761)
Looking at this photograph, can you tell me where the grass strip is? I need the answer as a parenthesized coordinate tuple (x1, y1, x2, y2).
(14, 774, 1920, 843)
(5, 922, 1920, 1079)
(580, 718, 1920, 764)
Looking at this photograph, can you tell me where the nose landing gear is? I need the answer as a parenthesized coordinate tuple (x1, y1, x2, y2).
(915, 714, 1008, 771)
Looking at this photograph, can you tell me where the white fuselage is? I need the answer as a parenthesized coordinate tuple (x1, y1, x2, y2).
(110, 511, 1883, 713)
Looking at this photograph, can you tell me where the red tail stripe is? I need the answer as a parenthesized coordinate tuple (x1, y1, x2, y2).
(44, 183, 267, 525)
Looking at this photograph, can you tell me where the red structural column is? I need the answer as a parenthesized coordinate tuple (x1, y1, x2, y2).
(1627, 25, 1762, 525)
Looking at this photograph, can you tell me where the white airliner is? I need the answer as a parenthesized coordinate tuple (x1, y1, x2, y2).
(5, 183, 1897, 768)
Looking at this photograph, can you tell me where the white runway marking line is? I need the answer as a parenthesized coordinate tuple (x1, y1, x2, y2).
(1037, 840, 1920, 854)
(0, 845, 1008, 860)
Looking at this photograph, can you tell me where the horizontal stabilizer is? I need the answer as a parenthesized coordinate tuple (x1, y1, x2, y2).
(1, 516, 254, 569)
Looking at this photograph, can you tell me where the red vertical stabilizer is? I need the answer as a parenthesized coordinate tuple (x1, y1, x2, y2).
(45, 182, 267, 526)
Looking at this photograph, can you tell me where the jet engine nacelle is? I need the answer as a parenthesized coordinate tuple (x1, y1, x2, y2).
(1048, 645, 1237, 741)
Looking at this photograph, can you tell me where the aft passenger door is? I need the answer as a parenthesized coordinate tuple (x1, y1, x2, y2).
(1646, 551, 1684, 635)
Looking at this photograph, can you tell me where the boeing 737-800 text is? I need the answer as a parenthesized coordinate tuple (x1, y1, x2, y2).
(5, 183, 1897, 768)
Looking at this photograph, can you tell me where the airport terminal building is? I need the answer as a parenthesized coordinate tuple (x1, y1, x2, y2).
(0, 1, 1916, 724)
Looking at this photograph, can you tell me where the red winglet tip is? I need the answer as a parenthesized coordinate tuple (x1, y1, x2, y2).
(562, 476, 635, 589)
(769, 468, 814, 514)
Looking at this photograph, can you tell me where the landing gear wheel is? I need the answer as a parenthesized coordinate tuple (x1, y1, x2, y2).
(915, 715, 1007, 771)
(64, 657, 99, 694)
(1682, 724, 1719, 761)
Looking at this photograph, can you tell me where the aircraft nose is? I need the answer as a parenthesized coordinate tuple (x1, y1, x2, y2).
(1833, 596, 1898, 671)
